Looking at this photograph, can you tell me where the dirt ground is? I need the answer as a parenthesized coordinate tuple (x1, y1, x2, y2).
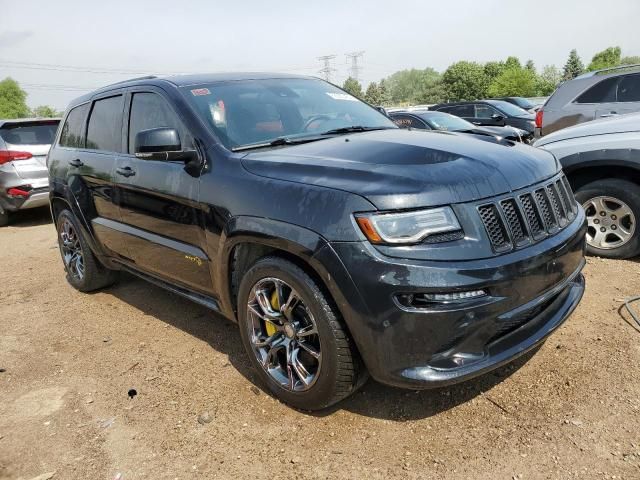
(1, 208, 639, 480)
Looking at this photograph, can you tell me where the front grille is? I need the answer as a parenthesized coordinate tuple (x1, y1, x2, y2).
(478, 174, 577, 253)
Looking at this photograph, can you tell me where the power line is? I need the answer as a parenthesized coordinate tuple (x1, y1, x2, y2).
(317, 55, 337, 82)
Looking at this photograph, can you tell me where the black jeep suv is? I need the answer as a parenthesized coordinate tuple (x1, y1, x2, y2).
(47, 73, 586, 410)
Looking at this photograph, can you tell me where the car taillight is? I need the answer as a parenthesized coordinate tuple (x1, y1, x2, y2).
(7, 187, 31, 197)
(535, 110, 543, 129)
(0, 150, 33, 165)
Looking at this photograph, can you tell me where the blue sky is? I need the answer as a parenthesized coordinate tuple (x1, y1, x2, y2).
(1, 0, 638, 109)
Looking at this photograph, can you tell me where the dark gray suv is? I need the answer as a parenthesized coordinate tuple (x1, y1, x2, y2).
(536, 65, 640, 137)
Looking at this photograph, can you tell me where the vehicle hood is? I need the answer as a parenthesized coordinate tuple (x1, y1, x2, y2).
(241, 129, 559, 210)
(534, 112, 640, 147)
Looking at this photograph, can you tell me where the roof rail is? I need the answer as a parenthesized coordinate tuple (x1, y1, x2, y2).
(99, 75, 158, 88)
(576, 63, 640, 79)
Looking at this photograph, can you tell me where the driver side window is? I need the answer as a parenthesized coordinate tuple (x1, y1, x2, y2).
(128, 92, 192, 154)
(475, 104, 499, 119)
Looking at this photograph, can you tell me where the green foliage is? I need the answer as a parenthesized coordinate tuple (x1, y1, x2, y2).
(0, 77, 29, 119)
(587, 46, 622, 71)
(342, 77, 363, 98)
(442, 61, 488, 101)
(364, 82, 381, 105)
(31, 105, 61, 118)
(505, 56, 521, 70)
(377, 79, 392, 106)
(483, 61, 506, 83)
(384, 68, 444, 105)
(536, 65, 562, 96)
(562, 49, 585, 80)
(621, 55, 640, 65)
(487, 67, 537, 97)
(525, 60, 535, 72)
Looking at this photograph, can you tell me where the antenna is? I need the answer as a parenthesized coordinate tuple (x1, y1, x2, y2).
(317, 55, 337, 82)
(345, 51, 365, 82)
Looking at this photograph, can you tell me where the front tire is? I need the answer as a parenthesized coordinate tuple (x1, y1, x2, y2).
(56, 209, 118, 292)
(237, 256, 366, 410)
(574, 178, 640, 259)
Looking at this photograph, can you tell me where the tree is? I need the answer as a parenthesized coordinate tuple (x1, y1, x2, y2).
(384, 68, 443, 105)
(342, 77, 363, 98)
(484, 61, 506, 84)
(621, 55, 640, 65)
(536, 65, 562, 96)
(364, 82, 381, 105)
(562, 49, 585, 81)
(525, 60, 536, 73)
(505, 56, 522, 70)
(31, 105, 61, 118)
(442, 61, 488, 101)
(587, 46, 622, 71)
(377, 79, 392, 106)
(0, 77, 29, 119)
(487, 67, 537, 97)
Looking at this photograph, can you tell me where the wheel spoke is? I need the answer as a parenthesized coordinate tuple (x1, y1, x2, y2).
(298, 340, 321, 359)
(290, 347, 312, 386)
(254, 332, 281, 348)
(282, 289, 301, 319)
(297, 324, 317, 338)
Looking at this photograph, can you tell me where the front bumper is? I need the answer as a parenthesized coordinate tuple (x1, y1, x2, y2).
(322, 209, 586, 389)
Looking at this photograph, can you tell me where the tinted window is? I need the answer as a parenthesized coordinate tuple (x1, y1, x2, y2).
(59, 104, 90, 148)
(486, 100, 529, 116)
(390, 114, 427, 129)
(128, 93, 188, 153)
(0, 121, 59, 145)
(575, 77, 618, 103)
(617, 74, 640, 102)
(419, 112, 474, 131)
(439, 105, 473, 117)
(86, 96, 123, 152)
(475, 104, 499, 119)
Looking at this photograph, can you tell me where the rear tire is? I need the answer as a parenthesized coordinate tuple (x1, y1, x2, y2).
(574, 178, 640, 259)
(56, 209, 118, 292)
(237, 256, 366, 410)
(0, 211, 8, 227)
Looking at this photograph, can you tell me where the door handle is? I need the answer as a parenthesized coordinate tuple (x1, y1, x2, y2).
(69, 159, 84, 167)
(600, 112, 618, 118)
(116, 166, 136, 177)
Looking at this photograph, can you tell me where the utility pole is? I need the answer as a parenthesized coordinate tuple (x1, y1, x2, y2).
(345, 51, 365, 82)
(317, 55, 337, 82)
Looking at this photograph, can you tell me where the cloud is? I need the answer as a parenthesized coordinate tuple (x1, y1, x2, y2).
(0, 30, 34, 48)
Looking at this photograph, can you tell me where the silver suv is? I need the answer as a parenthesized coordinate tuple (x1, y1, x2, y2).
(536, 65, 640, 137)
(0, 118, 60, 226)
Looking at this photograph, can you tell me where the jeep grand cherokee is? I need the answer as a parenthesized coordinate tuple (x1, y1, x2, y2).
(47, 73, 586, 410)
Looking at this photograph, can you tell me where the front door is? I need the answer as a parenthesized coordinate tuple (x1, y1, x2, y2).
(114, 90, 212, 294)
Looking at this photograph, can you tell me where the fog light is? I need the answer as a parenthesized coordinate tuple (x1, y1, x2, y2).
(423, 290, 487, 302)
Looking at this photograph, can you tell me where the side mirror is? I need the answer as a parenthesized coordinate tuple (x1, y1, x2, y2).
(491, 114, 505, 124)
(134, 127, 198, 163)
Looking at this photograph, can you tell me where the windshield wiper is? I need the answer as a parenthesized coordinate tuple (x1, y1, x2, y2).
(231, 135, 325, 152)
(321, 126, 395, 135)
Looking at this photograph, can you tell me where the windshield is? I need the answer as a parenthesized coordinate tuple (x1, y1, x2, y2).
(181, 78, 396, 150)
(511, 97, 535, 110)
(418, 112, 475, 131)
(487, 100, 530, 117)
(0, 121, 60, 145)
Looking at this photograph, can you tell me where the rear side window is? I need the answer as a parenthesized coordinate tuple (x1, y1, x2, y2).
(448, 105, 474, 117)
(59, 104, 90, 148)
(128, 92, 189, 153)
(391, 115, 427, 129)
(475, 104, 499, 119)
(575, 77, 618, 103)
(86, 96, 124, 152)
(617, 74, 640, 102)
(0, 121, 59, 145)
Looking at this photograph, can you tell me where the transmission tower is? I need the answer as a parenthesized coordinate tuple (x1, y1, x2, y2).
(317, 55, 337, 82)
(345, 51, 365, 82)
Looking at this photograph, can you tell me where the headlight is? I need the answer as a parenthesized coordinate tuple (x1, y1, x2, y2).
(355, 207, 461, 244)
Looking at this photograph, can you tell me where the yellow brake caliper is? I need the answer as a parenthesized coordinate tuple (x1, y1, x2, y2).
(265, 290, 279, 337)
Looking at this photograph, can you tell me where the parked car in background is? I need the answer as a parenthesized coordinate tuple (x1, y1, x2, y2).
(536, 64, 640, 137)
(0, 118, 61, 226)
(431, 100, 536, 134)
(48, 73, 585, 410)
(535, 112, 640, 258)
(492, 96, 539, 112)
(389, 110, 534, 143)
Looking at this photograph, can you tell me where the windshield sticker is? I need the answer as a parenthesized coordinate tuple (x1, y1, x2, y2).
(326, 92, 358, 101)
(191, 88, 211, 96)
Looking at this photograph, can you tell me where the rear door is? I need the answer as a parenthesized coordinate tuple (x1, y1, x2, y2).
(114, 88, 212, 294)
(0, 120, 59, 191)
(597, 73, 640, 118)
(473, 104, 504, 126)
(442, 104, 475, 123)
(66, 95, 126, 258)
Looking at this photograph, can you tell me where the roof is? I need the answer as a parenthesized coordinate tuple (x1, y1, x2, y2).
(0, 117, 61, 127)
(574, 63, 640, 80)
(67, 72, 317, 109)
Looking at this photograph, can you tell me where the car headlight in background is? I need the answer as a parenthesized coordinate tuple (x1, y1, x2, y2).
(355, 207, 461, 245)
